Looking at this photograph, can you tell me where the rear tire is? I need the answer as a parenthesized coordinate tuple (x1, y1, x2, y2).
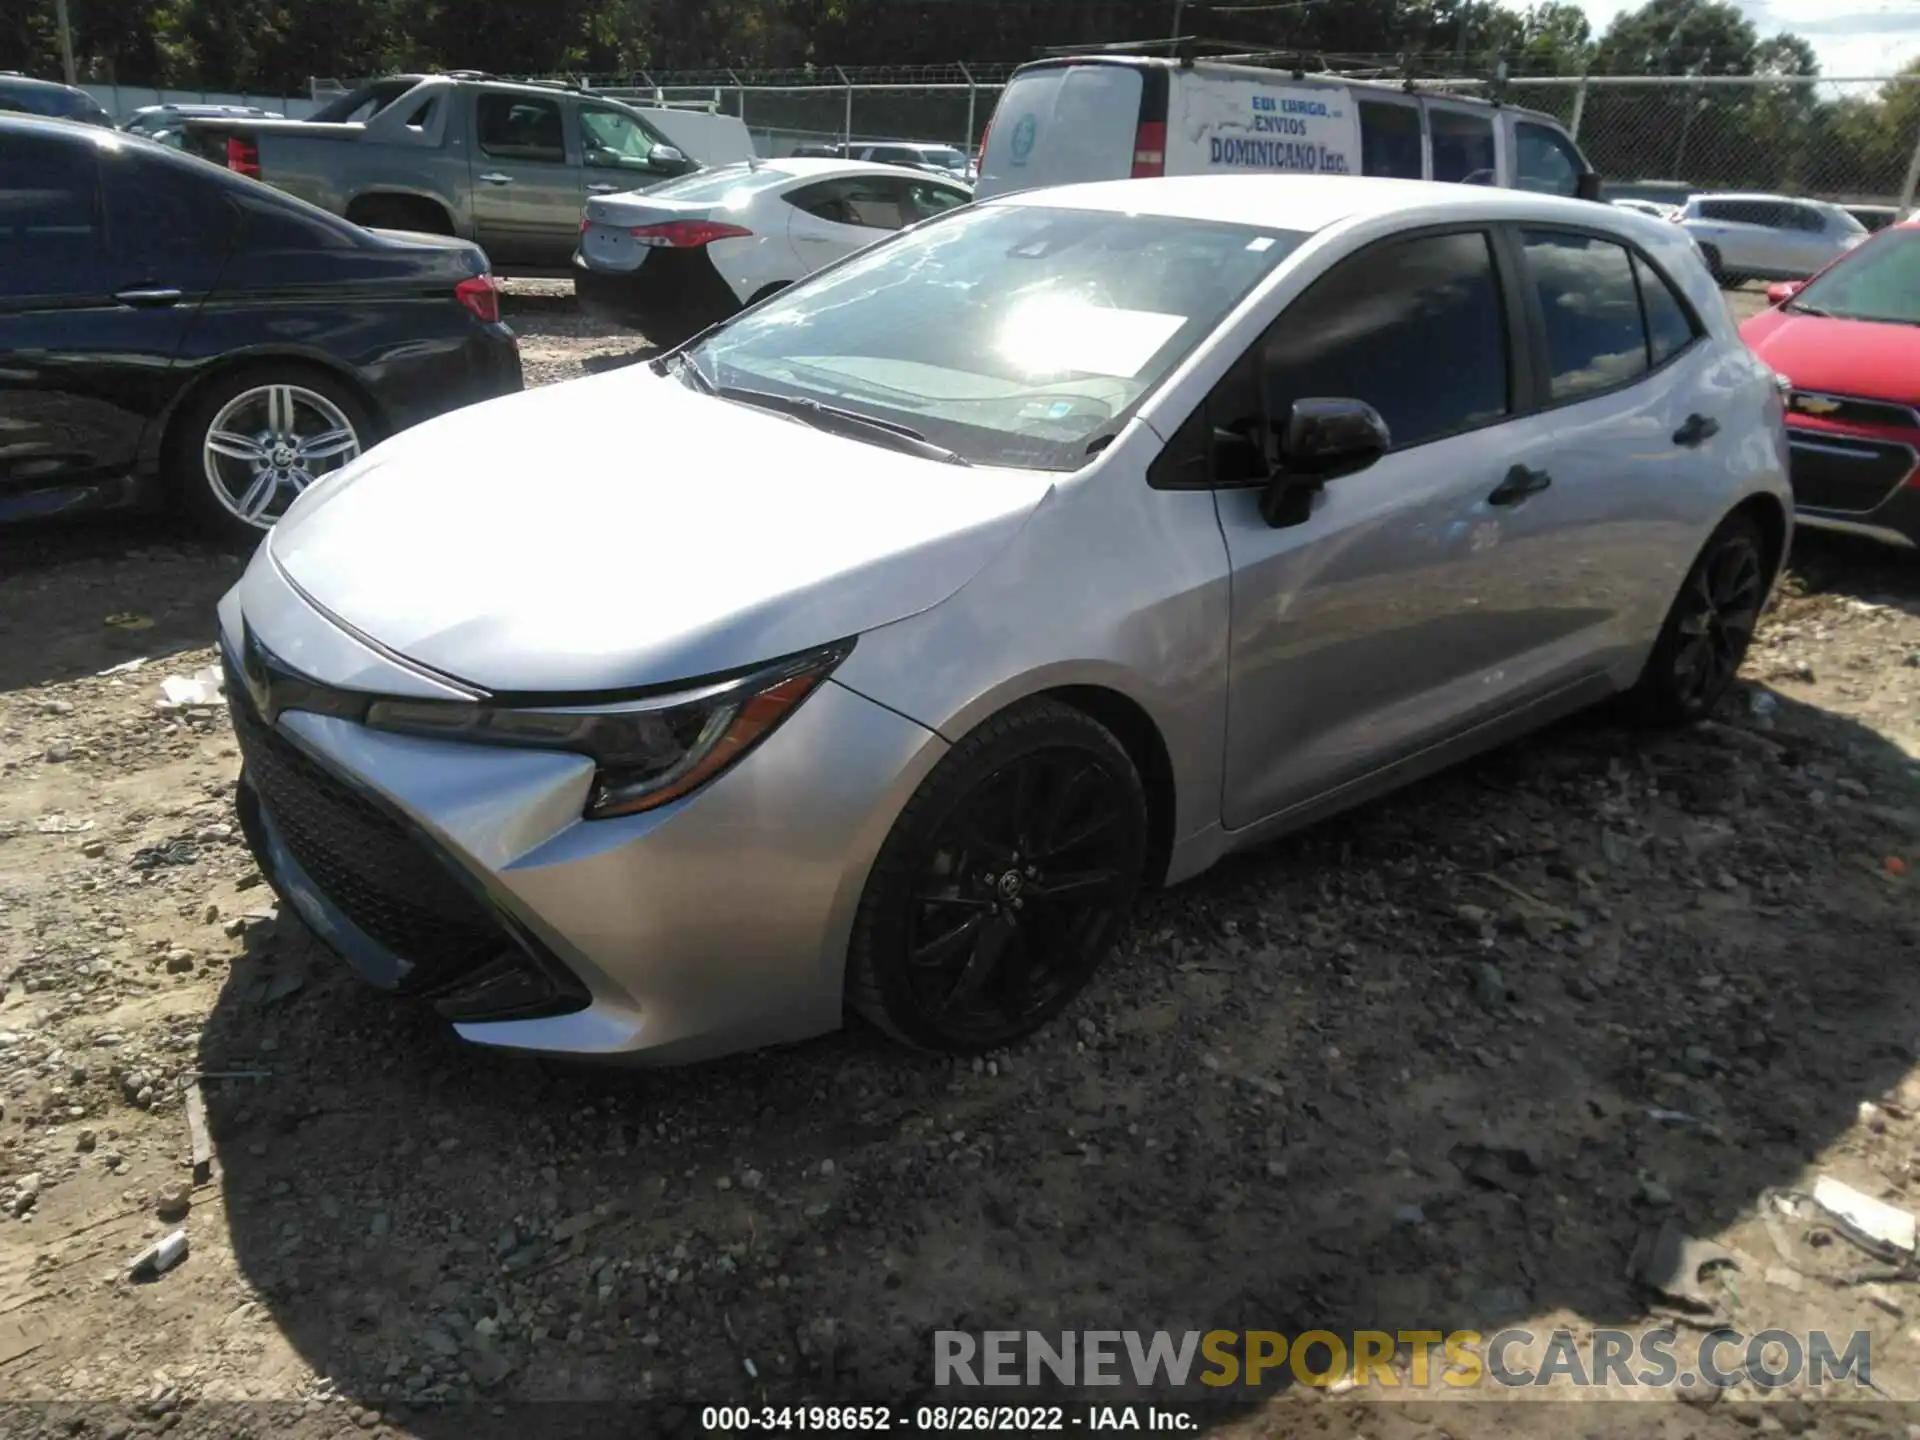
(1625, 513, 1768, 727)
(168, 364, 374, 548)
(846, 699, 1148, 1053)
(1698, 244, 1729, 286)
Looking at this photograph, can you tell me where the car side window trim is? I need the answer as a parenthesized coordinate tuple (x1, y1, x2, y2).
(1503, 221, 1706, 414)
(1147, 222, 1528, 491)
(1630, 250, 1708, 373)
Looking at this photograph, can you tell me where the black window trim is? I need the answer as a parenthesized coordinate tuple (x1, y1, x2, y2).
(1505, 220, 1708, 417)
(1147, 221, 1528, 491)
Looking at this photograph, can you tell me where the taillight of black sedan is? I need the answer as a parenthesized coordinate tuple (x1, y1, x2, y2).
(0, 114, 522, 543)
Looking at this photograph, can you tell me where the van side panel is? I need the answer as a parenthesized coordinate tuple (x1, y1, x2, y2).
(975, 63, 1146, 199)
(1166, 71, 1361, 178)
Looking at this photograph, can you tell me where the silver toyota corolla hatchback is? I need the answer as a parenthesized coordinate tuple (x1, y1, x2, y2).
(221, 175, 1792, 1063)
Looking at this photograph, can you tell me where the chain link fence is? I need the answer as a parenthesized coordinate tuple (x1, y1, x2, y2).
(1516, 76, 1920, 208)
(570, 68, 1920, 210)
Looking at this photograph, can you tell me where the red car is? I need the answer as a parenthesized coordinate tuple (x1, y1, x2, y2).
(1740, 218, 1920, 549)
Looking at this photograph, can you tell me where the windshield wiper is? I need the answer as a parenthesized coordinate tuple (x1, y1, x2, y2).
(1787, 301, 1833, 317)
(650, 349, 716, 393)
(715, 386, 972, 465)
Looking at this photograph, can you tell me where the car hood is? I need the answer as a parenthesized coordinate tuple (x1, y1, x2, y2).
(268, 366, 1054, 694)
(1741, 308, 1920, 408)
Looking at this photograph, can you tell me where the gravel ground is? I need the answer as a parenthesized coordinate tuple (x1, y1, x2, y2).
(0, 285, 1915, 1440)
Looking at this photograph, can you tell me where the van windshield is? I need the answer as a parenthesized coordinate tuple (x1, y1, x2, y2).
(682, 203, 1306, 471)
(976, 65, 1144, 199)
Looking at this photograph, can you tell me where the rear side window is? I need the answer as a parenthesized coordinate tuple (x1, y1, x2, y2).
(1358, 101, 1423, 180)
(1521, 231, 1648, 402)
(476, 95, 565, 162)
(0, 132, 100, 294)
(1633, 253, 1701, 367)
(1263, 230, 1508, 450)
(787, 177, 907, 230)
(1429, 108, 1496, 185)
(103, 151, 234, 257)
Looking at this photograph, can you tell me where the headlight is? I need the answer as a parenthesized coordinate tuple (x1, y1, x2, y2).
(365, 640, 852, 819)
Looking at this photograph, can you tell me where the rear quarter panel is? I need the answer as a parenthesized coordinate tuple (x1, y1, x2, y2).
(145, 239, 510, 465)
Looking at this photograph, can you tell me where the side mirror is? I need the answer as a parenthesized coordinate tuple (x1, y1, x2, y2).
(1766, 280, 1804, 306)
(649, 144, 688, 171)
(1575, 171, 1604, 203)
(1259, 398, 1391, 528)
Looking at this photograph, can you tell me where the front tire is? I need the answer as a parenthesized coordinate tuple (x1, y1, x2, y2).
(1627, 513, 1768, 726)
(846, 699, 1149, 1053)
(170, 366, 373, 546)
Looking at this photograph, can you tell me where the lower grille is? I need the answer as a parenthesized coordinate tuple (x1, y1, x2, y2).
(230, 692, 509, 991)
(1787, 432, 1916, 515)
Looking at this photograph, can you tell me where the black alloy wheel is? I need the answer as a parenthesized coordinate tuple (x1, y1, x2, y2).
(1630, 513, 1769, 725)
(848, 700, 1148, 1052)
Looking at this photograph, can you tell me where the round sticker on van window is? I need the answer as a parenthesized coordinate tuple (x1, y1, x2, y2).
(1010, 114, 1036, 164)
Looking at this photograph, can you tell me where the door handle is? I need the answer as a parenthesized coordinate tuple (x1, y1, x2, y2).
(113, 286, 183, 307)
(1488, 464, 1552, 506)
(586, 183, 619, 193)
(1673, 413, 1720, 448)
(479, 172, 513, 185)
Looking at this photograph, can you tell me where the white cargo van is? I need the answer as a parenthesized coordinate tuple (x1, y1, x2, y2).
(975, 56, 1601, 203)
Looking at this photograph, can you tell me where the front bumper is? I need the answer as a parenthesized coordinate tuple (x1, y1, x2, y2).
(220, 559, 946, 1061)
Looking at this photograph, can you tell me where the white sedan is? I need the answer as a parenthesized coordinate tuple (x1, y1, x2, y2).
(573, 157, 973, 347)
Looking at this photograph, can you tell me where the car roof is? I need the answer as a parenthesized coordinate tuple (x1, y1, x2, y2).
(990, 174, 1610, 233)
(0, 74, 88, 96)
(1690, 191, 1834, 207)
(755, 156, 969, 182)
(0, 111, 108, 140)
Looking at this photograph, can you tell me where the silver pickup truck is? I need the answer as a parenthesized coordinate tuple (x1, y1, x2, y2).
(184, 75, 754, 268)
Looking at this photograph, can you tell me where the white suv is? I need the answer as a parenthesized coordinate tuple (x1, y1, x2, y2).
(1677, 192, 1867, 285)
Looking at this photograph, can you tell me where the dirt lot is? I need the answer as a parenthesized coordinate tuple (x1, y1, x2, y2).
(0, 286, 1917, 1439)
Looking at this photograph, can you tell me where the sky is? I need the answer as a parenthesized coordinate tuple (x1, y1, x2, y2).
(1566, 0, 1920, 79)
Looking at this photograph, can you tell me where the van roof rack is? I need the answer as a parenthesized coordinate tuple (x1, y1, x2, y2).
(1035, 38, 1335, 73)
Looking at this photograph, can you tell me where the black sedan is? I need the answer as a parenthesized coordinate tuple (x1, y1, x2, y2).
(0, 114, 522, 543)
